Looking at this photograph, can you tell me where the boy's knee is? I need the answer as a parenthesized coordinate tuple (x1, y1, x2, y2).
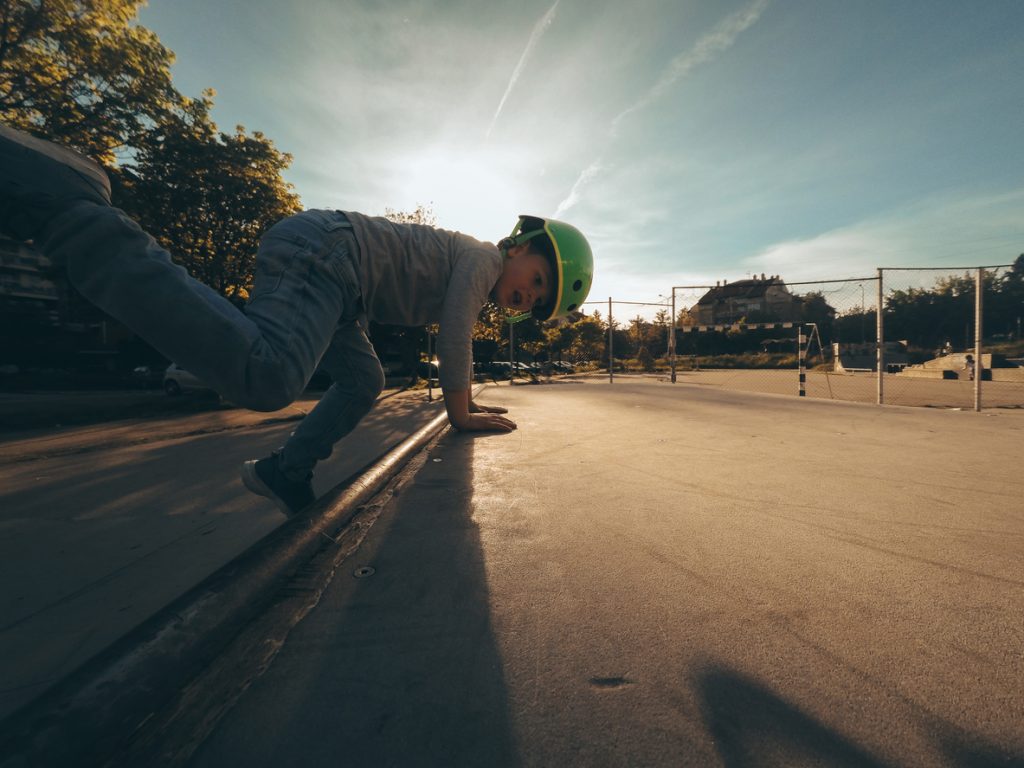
(348, 361, 385, 412)
(367, 363, 386, 400)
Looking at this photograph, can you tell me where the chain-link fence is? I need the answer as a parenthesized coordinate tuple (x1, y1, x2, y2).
(878, 267, 1024, 409)
(561, 265, 1023, 410)
(661, 276, 884, 403)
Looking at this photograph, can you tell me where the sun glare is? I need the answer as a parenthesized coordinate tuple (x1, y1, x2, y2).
(396, 145, 527, 242)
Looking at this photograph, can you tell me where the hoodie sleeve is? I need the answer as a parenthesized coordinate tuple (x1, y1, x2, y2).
(436, 245, 502, 391)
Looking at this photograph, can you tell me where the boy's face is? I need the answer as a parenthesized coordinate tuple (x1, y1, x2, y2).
(491, 244, 555, 313)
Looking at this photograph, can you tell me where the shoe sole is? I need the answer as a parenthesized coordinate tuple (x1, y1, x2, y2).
(0, 124, 111, 203)
(240, 460, 294, 517)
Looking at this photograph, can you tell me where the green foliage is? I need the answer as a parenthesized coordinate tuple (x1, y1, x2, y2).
(883, 271, 1003, 350)
(636, 346, 655, 371)
(1, 0, 303, 305)
(121, 93, 302, 301)
(690, 352, 798, 369)
(382, 204, 437, 227)
(0, 0, 179, 163)
(798, 291, 835, 331)
(568, 314, 606, 362)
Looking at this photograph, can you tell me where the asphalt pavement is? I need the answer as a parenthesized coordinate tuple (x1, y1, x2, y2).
(3, 377, 1023, 767)
(0, 385, 446, 720)
(178, 378, 1023, 767)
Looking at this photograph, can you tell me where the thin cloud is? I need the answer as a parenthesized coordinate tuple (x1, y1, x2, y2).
(743, 188, 1024, 283)
(555, 0, 769, 216)
(486, 0, 560, 139)
(611, 0, 769, 135)
(553, 157, 605, 218)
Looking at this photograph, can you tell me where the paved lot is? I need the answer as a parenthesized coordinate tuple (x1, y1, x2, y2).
(185, 379, 1024, 767)
(0, 388, 444, 719)
(649, 368, 1024, 409)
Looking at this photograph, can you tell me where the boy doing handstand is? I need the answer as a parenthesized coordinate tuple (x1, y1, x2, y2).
(0, 126, 594, 515)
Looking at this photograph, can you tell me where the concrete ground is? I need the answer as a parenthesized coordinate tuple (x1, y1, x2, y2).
(649, 368, 1024, 410)
(0, 386, 445, 719)
(178, 378, 1024, 767)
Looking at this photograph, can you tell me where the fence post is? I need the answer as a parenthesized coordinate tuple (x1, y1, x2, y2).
(670, 289, 677, 383)
(876, 269, 885, 405)
(975, 267, 983, 412)
(608, 297, 614, 384)
(798, 325, 806, 397)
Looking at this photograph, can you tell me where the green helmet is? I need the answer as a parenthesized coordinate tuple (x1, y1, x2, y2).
(502, 215, 594, 323)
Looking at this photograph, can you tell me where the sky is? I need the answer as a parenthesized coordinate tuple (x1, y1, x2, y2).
(135, 0, 1024, 319)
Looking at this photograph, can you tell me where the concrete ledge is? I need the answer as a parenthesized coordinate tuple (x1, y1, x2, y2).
(991, 369, 1024, 382)
(0, 409, 452, 766)
(897, 369, 958, 380)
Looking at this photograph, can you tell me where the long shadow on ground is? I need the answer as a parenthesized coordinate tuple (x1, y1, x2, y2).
(189, 430, 520, 766)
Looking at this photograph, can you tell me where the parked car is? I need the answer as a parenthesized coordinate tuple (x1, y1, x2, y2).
(131, 365, 164, 389)
(481, 361, 512, 380)
(162, 363, 210, 396)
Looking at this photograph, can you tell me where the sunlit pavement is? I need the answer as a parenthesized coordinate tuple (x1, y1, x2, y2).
(0, 387, 444, 719)
(186, 378, 1024, 767)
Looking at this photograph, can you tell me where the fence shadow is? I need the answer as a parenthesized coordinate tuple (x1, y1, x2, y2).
(696, 665, 1024, 768)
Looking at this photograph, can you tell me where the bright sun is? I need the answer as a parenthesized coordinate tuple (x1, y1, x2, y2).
(397, 144, 529, 241)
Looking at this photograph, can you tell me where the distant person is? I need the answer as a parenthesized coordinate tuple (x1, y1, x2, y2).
(0, 126, 594, 514)
(964, 354, 976, 381)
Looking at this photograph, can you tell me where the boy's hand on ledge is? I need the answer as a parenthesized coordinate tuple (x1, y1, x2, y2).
(445, 388, 516, 432)
(453, 412, 517, 433)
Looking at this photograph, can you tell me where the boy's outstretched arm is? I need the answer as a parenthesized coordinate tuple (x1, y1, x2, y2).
(444, 388, 516, 432)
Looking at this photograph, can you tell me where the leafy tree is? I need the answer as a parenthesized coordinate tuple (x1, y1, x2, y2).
(637, 345, 655, 371)
(990, 255, 1024, 339)
(0, 0, 178, 163)
(569, 313, 606, 363)
(544, 321, 576, 362)
(473, 302, 507, 347)
(833, 307, 875, 344)
(121, 93, 302, 302)
(676, 306, 696, 327)
(651, 308, 670, 355)
(884, 273, 986, 351)
(797, 291, 836, 341)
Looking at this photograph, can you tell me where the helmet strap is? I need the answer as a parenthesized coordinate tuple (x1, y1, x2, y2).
(510, 228, 546, 247)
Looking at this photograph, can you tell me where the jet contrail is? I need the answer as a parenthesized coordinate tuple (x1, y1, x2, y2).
(554, 157, 604, 218)
(611, 0, 769, 136)
(486, 0, 560, 139)
(555, 0, 769, 215)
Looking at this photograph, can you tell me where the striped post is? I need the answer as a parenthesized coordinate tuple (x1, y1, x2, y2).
(798, 325, 807, 397)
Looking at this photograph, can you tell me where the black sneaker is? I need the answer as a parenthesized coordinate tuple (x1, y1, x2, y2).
(241, 454, 315, 517)
(0, 124, 112, 241)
